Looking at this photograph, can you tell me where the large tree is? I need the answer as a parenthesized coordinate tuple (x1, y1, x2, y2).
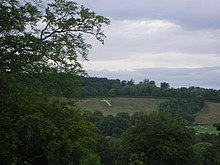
(0, 0, 110, 74)
(0, 0, 109, 164)
(0, 0, 110, 97)
(0, 97, 101, 164)
(116, 113, 195, 165)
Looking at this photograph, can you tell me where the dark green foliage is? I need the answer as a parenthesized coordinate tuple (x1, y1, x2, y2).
(96, 135, 120, 165)
(130, 112, 144, 125)
(1, 0, 110, 74)
(159, 98, 205, 123)
(0, 72, 81, 100)
(0, 93, 99, 165)
(80, 77, 220, 102)
(0, 0, 109, 164)
(195, 133, 216, 143)
(213, 123, 220, 132)
(116, 113, 196, 165)
(115, 112, 131, 130)
(79, 153, 102, 165)
(86, 111, 142, 164)
(80, 77, 121, 97)
(95, 112, 132, 138)
(160, 82, 170, 89)
(193, 142, 220, 165)
(83, 111, 220, 165)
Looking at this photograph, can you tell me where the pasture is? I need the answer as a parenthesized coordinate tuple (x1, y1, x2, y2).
(191, 124, 218, 135)
(77, 97, 220, 134)
(77, 97, 166, 116)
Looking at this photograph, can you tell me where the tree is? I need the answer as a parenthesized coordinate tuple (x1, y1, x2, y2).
(0, 0, 110, 100)
(116, 113, 195, 165)
(160, 82, 170, 89)
(0, 0, 110, 74)
(0, 0, 110, 164)
(193, 142, 220, 165)
(0, 96, 100, 165)
(159, 98, 204, 123)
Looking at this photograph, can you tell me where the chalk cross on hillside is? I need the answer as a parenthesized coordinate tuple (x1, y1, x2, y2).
(101, 99, 112, 107)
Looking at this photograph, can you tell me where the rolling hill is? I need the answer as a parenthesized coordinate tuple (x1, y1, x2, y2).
(77, 97, 220, 124)
(77, 97, 166, 116)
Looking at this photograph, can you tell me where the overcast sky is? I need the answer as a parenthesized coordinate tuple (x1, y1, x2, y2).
(75, 0, 220, 89)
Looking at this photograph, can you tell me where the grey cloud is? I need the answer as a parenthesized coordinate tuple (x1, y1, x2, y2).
(77, 0, 220, 29)
(87, 24, 220, 61)
(38, 0, 220, 89)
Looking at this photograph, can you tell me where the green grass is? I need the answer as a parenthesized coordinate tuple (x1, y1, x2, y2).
(191, 124, 218, 135)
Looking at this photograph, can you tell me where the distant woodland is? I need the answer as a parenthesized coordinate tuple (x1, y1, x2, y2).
(80, 77, 220, 101)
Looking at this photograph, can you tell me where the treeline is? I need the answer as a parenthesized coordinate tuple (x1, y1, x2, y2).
(80, 77, 220, 102)
(8, 74, 220, 102)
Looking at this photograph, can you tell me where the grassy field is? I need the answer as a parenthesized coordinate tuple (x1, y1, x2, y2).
(77, 97, 167, 116)
(77, 97, 220, 134)
(78, 98, 220, 121)
(191, 124, 218, 135)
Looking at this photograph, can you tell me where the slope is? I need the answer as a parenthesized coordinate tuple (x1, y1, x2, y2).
(77, 97, 166, 116)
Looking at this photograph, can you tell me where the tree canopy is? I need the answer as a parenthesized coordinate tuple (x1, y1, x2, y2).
(0, 0, 110, 74)
(0, 0, 109, 164)
(80, 77, 220, 102)
(116, 113, 195, 165)
(0, 98, 100, 164)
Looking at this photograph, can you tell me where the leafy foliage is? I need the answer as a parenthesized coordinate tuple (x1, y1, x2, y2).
(0, 0, 109, 164)
(116, 113, 195, 165)
(83, 110, 220, 165)
(80, 77, 220, 102)
(0, 94, 100, 164)
(193, 142, 220, 165)
(0, 0, 110, 74)
(159, 98, 204, 123)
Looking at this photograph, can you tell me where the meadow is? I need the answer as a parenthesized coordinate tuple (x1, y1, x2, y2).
(192, 124, 218, 135)
(77, 97, 220, 134)
(77, 97, 167, 116)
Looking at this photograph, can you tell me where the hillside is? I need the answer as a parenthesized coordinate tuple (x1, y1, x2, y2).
(195, 102, 220, 124)
(78, 97, 220, 124)
(77, 97, 167, 116)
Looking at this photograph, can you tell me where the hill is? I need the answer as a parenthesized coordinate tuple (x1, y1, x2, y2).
(78, 97, 220, 124)
(77, 97, 167, 116)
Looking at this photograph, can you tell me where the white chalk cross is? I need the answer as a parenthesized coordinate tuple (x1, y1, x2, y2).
(101, 99, 112, 106)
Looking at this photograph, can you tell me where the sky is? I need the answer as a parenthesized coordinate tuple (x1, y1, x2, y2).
(75, 0, 220, 89)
